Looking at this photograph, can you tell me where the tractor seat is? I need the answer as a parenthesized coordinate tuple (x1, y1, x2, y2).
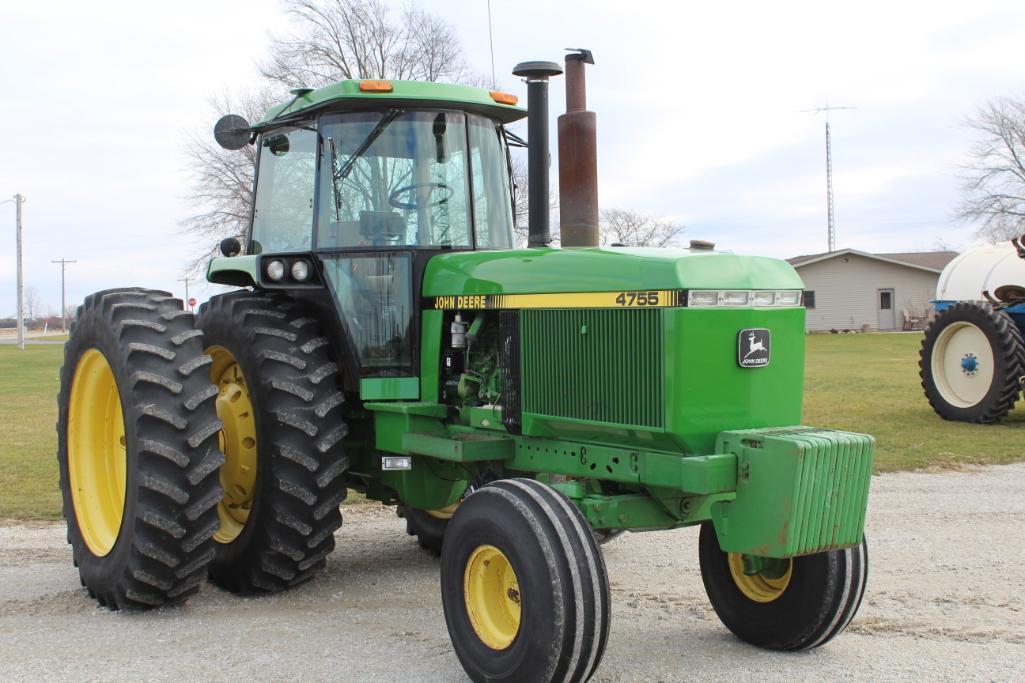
(359, 211, 406, 246)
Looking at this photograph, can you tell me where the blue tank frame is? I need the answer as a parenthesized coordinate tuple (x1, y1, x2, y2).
(934, 300, 1025, 331)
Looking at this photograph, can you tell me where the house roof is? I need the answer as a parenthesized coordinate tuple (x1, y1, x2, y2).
(787, 248, 958, 274)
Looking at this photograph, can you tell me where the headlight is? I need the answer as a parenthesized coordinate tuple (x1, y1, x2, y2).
(687, 289, 804, 307)
(775, 290, 801, 306)
(689, 290, 719, 306)
(266, 259, 285, 281)
(291, 260, 310, 282)
(722, 290, 750, 306)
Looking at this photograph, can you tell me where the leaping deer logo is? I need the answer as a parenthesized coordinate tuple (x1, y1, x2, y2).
(744, 331, 766, 358)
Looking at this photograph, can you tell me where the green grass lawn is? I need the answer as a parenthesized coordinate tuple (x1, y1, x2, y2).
(804, 333, 1025, 471)
(0, 344, 64, 519)
(2, 334, 1024, 519)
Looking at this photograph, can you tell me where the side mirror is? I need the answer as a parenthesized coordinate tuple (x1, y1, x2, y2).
(220, 237, 242, 257)
(214, 114, 252, 150)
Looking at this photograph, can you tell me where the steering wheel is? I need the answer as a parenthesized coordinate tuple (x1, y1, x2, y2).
(388, 183, 452, 210)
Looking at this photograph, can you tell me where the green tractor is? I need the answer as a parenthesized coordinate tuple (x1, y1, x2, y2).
(57, 54, 872, 682)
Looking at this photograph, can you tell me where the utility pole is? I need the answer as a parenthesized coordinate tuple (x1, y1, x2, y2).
(180, 277, 190, 309)
(51, 258, 77, 333)
(804, 104, 856, 252)
(16, 194, 23, 349)
(1, 195, 22, 349)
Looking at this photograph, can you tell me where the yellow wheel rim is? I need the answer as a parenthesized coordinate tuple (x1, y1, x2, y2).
(728, 553, 793, 603)
(463, 545, 521, 650)
(208, 346, 257, 544)
(68, 349, 127, 557)
(426, 502, 460, 520)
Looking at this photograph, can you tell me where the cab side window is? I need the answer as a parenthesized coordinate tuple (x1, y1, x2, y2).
(251, 126, 318, 254)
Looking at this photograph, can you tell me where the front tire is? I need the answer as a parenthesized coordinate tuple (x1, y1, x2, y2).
(196, 292, 349, 594)
(919, 301, 1024, 423)
(698, 522, 867, 651)
(57, 288, 224, 609)
(441, 479, 610, 682)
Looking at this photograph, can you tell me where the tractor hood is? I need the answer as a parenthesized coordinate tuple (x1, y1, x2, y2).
(423, 247, 804, 296)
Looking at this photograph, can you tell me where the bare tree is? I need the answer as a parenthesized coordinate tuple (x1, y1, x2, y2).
(260, 0, 481, 88)
(182, 90, 278, 270)
(24, 286, 42, 322)
(599, 208, 685, 247)
(958, 96, 1025, 241)
(510, 153, 562, 248)
(182, 0, 482, 269)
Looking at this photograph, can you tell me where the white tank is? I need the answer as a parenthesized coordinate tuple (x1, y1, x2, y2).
(935, 243, 1025, 301)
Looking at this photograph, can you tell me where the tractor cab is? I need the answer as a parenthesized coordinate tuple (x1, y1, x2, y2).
(208, 81, 525, 390)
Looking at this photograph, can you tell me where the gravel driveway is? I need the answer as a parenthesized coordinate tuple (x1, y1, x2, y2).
(2, 464, 1024, 681)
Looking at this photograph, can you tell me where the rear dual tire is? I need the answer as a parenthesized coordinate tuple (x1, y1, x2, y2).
(57, 288, 224, 609)
(196, 292, 349, 593)
(58, 287, 349, 608)
(441, 479, 611, 683)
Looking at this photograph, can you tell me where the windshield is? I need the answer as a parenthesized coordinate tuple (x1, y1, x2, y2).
(317, 111, 514, 249)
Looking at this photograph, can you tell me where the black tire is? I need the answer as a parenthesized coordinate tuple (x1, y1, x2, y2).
(196, 291, 349, 594)
(57, 288, 224, 610)
(399, 506, 621, 558)
(441, 478, 611, 683)
(592, 529, 625, 545)
(919, 301, 1024, 423)
(698, 522, 868, 651)
(397, 505, 448, 556)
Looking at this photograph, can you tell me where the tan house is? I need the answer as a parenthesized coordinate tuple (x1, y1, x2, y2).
(787, 249, 958, 332)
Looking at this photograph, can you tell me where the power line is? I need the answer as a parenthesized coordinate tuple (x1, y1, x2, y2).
(51, 258, 77, 334)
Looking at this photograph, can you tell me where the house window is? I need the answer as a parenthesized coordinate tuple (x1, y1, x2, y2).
(803, 291, 816, 309)
(880, 291, 892, 310)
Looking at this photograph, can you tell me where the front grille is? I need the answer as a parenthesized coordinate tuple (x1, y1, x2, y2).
(520, 308, 663, 428)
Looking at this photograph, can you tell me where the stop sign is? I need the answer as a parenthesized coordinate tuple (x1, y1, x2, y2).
(188, 297, 197, 307)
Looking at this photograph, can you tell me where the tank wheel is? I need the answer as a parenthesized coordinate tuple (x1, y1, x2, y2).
(397, 504, 455, 556)
(196, 291, 349, 594)
(698, 522, 868, 651)
(919, 301, 1024, 423)
(441, 479, 610, 682)
(57, 288, 224, 609)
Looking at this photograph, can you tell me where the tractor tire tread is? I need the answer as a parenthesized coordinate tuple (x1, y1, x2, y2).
(441, 478, 610, 683)
(919, 301, 1024, 423)
(57, 288, 222, 611)
(196, 291, 347, 595)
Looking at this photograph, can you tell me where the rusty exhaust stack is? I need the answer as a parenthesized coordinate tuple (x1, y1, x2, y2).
(558, 49, 599, 247)
(513, 60, 563, 248)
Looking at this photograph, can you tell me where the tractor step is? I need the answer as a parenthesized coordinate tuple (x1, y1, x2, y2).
(402, 431, 515, 462)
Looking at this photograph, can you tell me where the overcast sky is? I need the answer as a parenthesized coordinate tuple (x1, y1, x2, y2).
(2, 0, 1024, 316)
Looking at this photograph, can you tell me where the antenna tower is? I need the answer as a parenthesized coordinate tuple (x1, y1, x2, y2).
(805, 103, 856, 252)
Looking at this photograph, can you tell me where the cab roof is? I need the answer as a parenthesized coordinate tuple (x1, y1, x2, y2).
(259, 80, 527, 126)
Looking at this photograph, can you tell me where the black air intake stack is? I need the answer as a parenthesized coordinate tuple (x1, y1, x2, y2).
(558, 49, 599, 247)
(513, 60, 563, 248)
